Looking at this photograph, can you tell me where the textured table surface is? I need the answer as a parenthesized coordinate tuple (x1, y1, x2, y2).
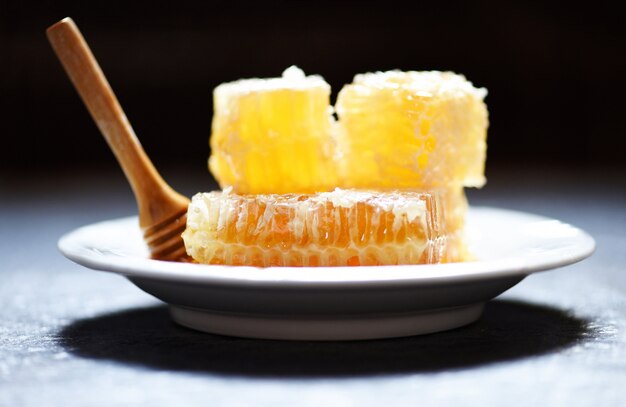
(1, 167, 625, 407)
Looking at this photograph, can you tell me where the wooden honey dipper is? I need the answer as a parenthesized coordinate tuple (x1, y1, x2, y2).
(47, 17, 191, 262)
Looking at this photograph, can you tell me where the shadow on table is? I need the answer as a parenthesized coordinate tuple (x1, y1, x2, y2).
(58, 299, 590, 378)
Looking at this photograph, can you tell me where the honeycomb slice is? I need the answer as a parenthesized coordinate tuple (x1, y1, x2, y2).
(182, 188, 445, 267)
(335, 70, 488, 190)
(209, 66, 338, 194)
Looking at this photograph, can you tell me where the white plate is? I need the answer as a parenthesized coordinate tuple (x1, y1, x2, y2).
(58, 207, 595, 341)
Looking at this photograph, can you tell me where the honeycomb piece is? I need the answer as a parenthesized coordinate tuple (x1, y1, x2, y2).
(335, 70, 488, 189)
(182, 188, 445, 267)
(209, 66, 338, 194)
(439, 186, 469, 262)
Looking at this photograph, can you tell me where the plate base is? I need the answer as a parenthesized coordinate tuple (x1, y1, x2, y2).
(170, 303, 485, 341)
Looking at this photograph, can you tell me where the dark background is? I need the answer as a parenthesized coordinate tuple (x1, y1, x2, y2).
(1, 1, 625, 180)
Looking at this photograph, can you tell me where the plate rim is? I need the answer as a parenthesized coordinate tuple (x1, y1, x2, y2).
(58, 206, 596, 289)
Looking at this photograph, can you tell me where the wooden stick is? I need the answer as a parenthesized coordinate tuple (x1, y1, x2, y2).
(46, 17, 189, 231)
